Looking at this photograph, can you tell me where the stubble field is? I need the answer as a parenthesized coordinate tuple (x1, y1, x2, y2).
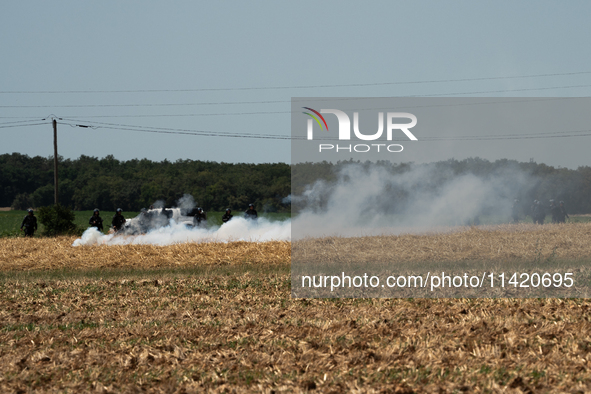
(2, 224, 591, 392)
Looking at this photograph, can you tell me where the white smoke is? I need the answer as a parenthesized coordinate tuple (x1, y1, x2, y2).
(176, 194, 196, 213)
(73, 217, 291, 246)
(282, 195, 292, 204)
(291, 162, 535, 239)
(72, 162, 537, 246)
(152, 200, 165, 209)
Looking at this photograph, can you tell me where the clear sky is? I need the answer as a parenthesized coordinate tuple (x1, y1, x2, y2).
(1, 1, 591, 168)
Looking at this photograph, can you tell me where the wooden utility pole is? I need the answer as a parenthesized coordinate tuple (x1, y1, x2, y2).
(53, 119, 58, 205)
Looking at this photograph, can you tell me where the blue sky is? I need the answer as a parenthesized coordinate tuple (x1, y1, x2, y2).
(1, 1, 591, 167)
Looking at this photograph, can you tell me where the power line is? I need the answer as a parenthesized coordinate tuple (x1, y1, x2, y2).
(0, 122, 48, 129)
(1, 70, 591, 94)
(58, 97, 581, 119)
(61, 118, 591, 142)
(418, 130, 591, 141)
(2, 116, 590, 142)
(59, 120, 295, 140)
(3, 84, 590, 117)
(418, 84, 591, 97)
(0, 116, 44, 119)
(0, 119, 47, 126)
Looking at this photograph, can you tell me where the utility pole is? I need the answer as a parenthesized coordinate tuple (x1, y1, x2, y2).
(53, 119, 58, 205)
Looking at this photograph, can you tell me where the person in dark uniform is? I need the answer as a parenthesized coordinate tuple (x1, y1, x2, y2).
(222, 208, 233, 223)
(529, 200, 537, 222)
(161, 207, 173, 219)
(511, 199, 520, 223)
(558, 201, 569, 223)
(534, 200, 545, 225)
(89, 208, 104, 232)
(244, 203, 258, 220)
(20, 209, 37, 237)
(112, 208, 126, 232)
(549, 199, 560, 223)
(193, 207, 207, 227)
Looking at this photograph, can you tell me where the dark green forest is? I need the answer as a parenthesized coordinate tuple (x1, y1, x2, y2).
(1, 153, 290, 212)
(2, 153, 591, 214)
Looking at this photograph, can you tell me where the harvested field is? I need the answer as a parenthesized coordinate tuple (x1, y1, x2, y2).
(0, 238, 290, 271)
(2, 274, 591, 392)
(2, 223, 591, 272)
(1, 224, 591, 391)
(292, 223, 591, 297)
(294, 223, 591, 264)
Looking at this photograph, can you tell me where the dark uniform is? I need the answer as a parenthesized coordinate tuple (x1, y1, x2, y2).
(511, 199, 519, 223)
(193, 208, 207, 227)
(20, 210, 37, 237)
(222, 209, 233, 223)
(112, 209, 126, 232)
(161, 207, 173, 219)
(89, 210, 104, 231)
(549, 200, 560, 223)
(557, 201, 569, 223)
(533, 201, 545, 225)
(244, 204, 258, 220)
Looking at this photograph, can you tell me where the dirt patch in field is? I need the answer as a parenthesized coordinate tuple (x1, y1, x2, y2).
(0, 207, 12, 211)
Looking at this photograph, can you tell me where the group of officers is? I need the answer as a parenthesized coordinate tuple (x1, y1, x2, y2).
(88, 208, 124, 232)
(511, 199, 569, 224)
(87, 203, 259, 233)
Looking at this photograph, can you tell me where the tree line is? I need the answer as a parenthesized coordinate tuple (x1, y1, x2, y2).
(2, 153, 591, 214)
(1, 153, 290, 212)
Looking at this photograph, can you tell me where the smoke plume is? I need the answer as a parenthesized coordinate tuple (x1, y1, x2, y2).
(291, 162, 536, 239)
(72, 161, 540, 246)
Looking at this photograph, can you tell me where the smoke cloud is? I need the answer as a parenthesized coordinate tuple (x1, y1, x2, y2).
(73, 216, 291, 246)
(291, 162, 536, 239)
(73, 195, 291, 246)
(176, 194, 196, 214)
(151, 200, 165, 209)
(72, 161, 540, 246)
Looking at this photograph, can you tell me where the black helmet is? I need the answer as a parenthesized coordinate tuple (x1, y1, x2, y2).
(226, 208, 231, 212)
(197, 207, 203, 212)
(27, 209, 33, 214)
(94, 208, 100, 213)
(249, 203, 254, 207)
(116, 208, 122, 213)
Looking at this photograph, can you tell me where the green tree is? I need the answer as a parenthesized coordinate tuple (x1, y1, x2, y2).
(37, 204, 79, 236)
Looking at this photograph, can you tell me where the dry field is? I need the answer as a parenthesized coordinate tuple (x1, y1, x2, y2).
(0, 238, 290, 271)
(1, 224, 591, 392)
(294, 223, 591, 264)
(293, 223, 591, 297)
